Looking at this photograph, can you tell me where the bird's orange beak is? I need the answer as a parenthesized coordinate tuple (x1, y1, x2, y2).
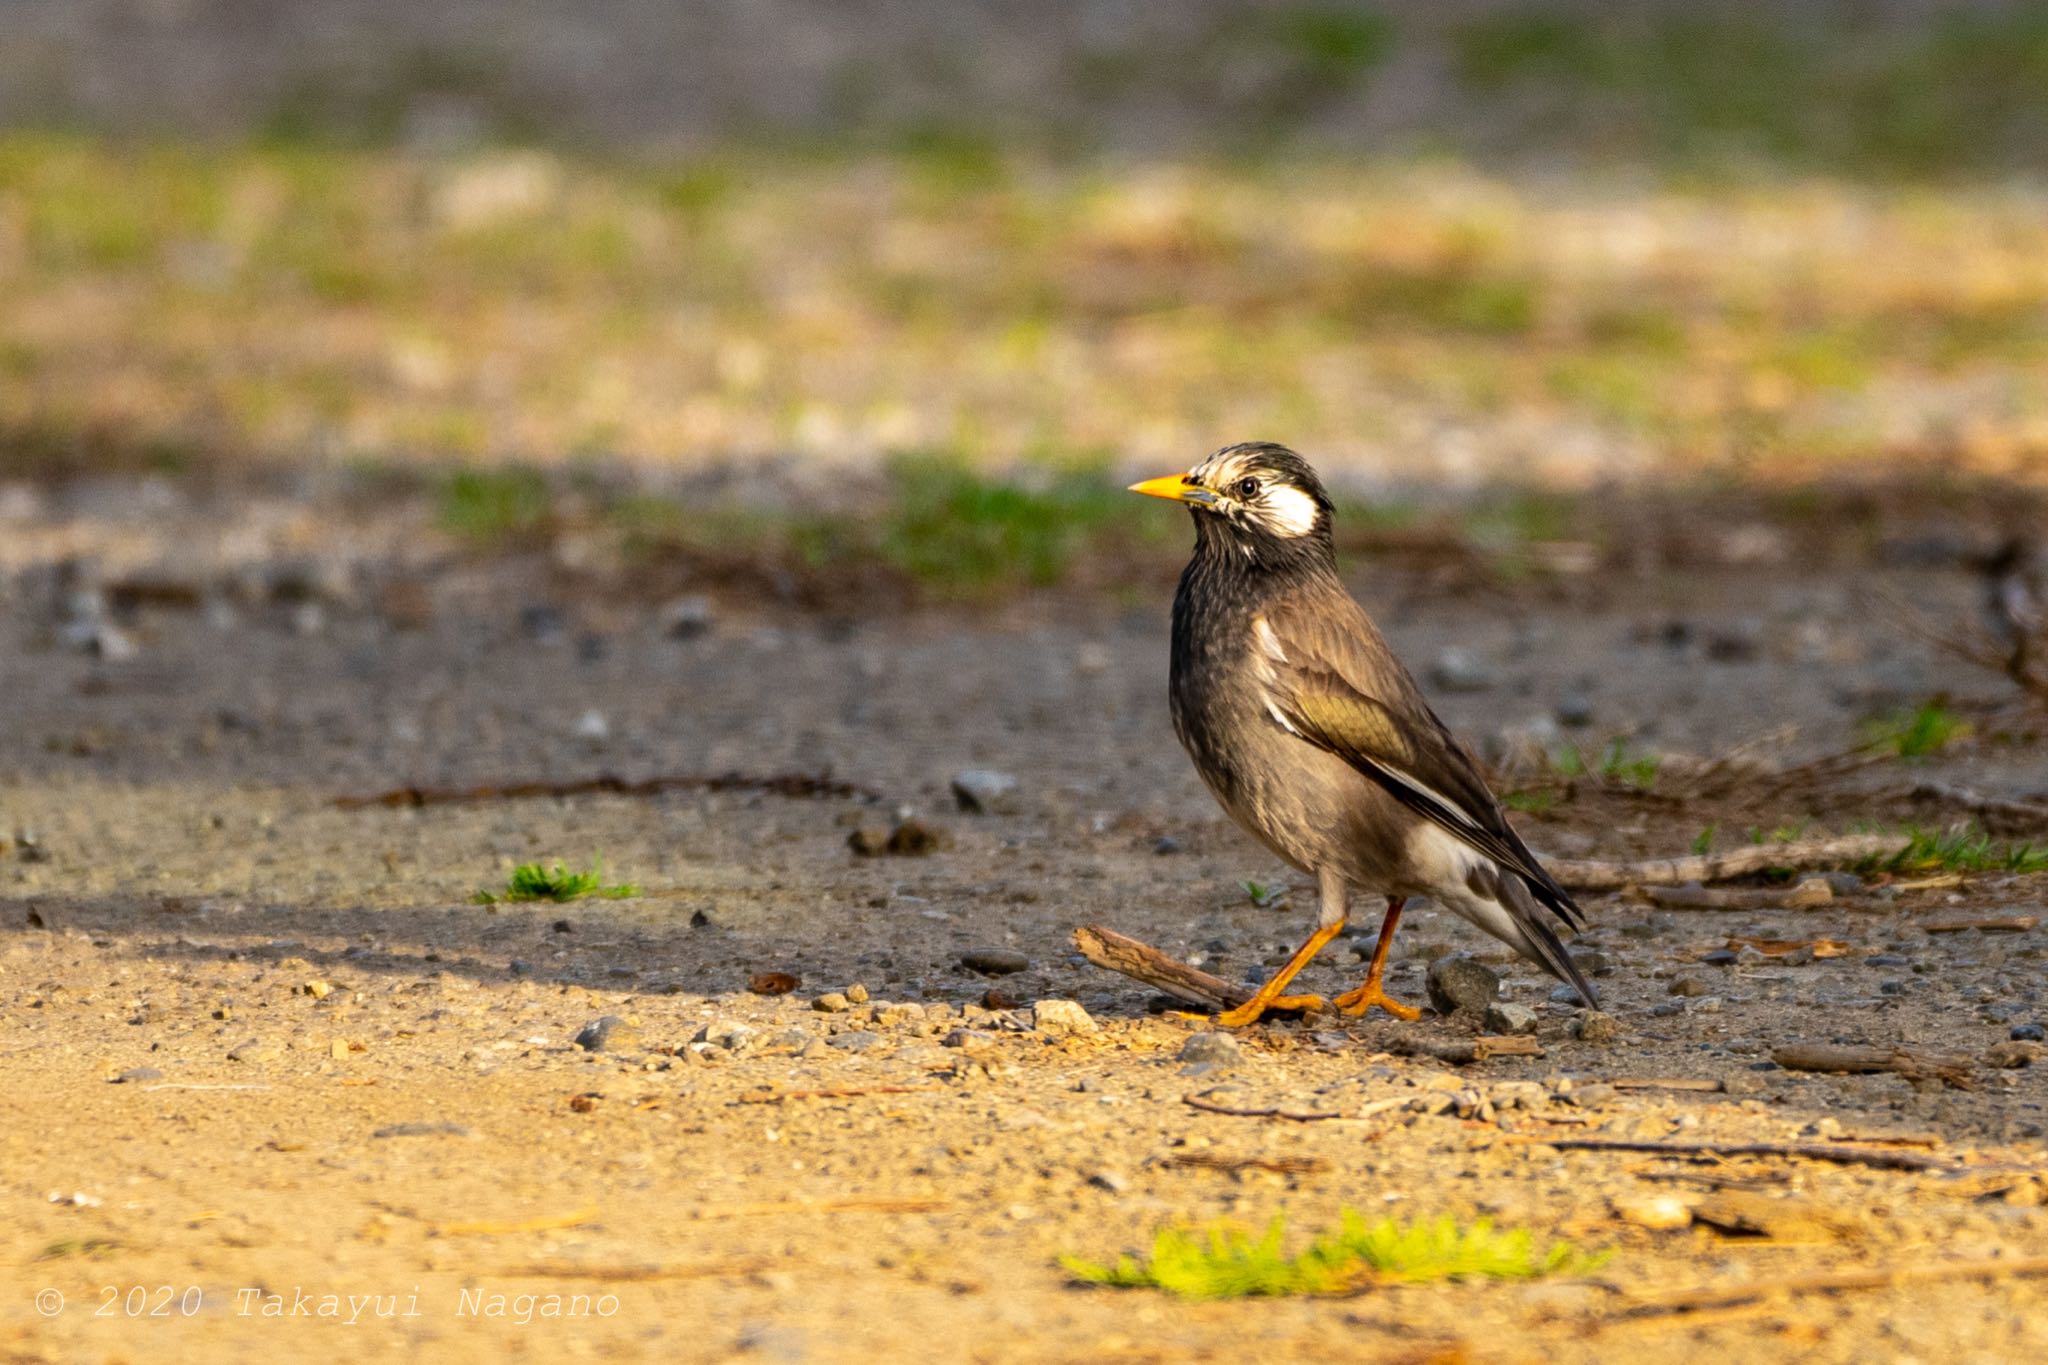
(1128, 473, 1216, 505)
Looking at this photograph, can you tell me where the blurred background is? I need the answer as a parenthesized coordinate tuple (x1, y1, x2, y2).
(5, 0, 2048, 524)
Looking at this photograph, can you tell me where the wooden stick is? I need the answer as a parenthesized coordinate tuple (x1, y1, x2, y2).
(1164, 1152, 1330, 1175)
(1389, 1035, 1544, 1063)
(335, 768, 875, 809)
(1545, 834, 1910, 891)
(1642, 878, 1834, 911)
(1182, 1094, 1350, 1122)
(1609, 1078, 1724, 1093)
(1072, 926, 1252, 1010)
(1513, 1135, 1956, 1172)
(736, 1084, 942, 1104)
(1771, 1043, 1977, 1090)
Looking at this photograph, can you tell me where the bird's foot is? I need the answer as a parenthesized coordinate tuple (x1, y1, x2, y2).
(1214, 993, 1326, 1028)
(1332, 980, 1421, 1021)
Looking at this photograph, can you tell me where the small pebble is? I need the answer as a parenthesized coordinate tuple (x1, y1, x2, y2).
(950, 770, 1021, 815)
(1430, 647, 1498, 693)
(659, 595, 715, 639)
(827, 1030, 885, 1053)
(574, 1016, 640, 1052)
(372, 1121, 472, 1139)
(1426, 956, 1500, 1015)
(1032, 999, 1097, 1036)
(1667, 976, 1709, 997)
(1987, 1041, 2041, 1069)
(812, 993, 852, 1013)
(111, 1066, 163, 1084)
(960, 948, 1029, 976)
(1614, 1194, 1693, 1231)
(845, 983, 870, 1004)
(1483, 1001, 1539, 1035)
(227, 1039, 281, 1063)
(1554, 692, 1595, 728)
(2010, 1023, 2045, 1042)
(1177, 1032, 1244, 1070)
(1573, 1011, 1621, 1044)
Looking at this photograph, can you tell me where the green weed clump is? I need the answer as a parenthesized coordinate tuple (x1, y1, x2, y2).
(1863, 701, 1971, 759)
(1062, 1212, 1607, 1300)
(877, 455, 1135, 591)
(475, 860, 638, 905)
(439, 467, 553, 542)
(1864, 826, 2048, 876)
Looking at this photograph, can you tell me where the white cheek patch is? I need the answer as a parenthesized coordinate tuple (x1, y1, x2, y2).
(1259, 485, 1322, 538)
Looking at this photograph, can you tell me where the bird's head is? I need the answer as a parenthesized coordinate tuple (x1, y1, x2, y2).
(1128, 442, 1335, 555)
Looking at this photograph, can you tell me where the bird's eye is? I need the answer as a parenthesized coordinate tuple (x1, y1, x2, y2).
(1233, 477, 1261, 500)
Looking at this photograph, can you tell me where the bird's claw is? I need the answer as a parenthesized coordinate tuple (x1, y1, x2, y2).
(1333, 982, 1421, 1021)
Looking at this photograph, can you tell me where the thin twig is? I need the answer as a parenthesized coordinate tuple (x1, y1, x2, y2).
(1545, 834, 1911, 891)
(1182, 1095, 1350, 1122)
(499, 1259, 780, 1282)
(1163, 1152, 1331, 1175)
(1608, 1078, 1724, 1093)
(736, 1084, 942, 1104)
(1908, 781, 2048, 833)
(1510, 1135, 1957, 1172)
(1609, 1254, 2048, 1322)
(334, 769, 875, 809)
(685, 1197, 947, 1220)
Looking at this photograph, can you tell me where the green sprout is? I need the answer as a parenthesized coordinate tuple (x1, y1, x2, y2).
(1241, 880, 1287, 908)
(1690, 823, 1717, 855)
(474, 859, 638, 905)
(1503, 789, 1557, 815)
(1063, 1212, 1608, 1300)
(1863, 701, 1971, 760)
(1861, 826, 2048, 876)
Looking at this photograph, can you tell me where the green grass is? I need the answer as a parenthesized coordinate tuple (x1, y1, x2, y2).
(474, 860, 638, 905)
(1863, 701, 1972, 759)
(439, 467, 553, 542)
(1063, 1212, 1607, 1300)
(874, 455, 1138, 591)
(1691, 824, 1717, 856)
(1502, 789, 1557, 816)
(1549, 738, 1659, 790)
(1862, 826, 2048, 876)
(1240, 880, 1287, 908)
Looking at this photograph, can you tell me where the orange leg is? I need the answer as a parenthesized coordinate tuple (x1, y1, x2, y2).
(1214, 920, 1343, 1028)
(1333, 897, 1422, 1021)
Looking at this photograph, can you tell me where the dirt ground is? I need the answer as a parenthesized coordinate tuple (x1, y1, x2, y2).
(2, 478, 2046, 1363)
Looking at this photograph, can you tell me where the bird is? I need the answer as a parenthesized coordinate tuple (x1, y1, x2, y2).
(1129, 442, 1596, 1027)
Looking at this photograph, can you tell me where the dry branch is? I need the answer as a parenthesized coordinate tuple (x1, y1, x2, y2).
(1545, 834, 1910, 891)
(1771, 1043, 1977, 1090)
(334, 769, 874, 809)
(1515, 1135, 1956, 1172)
(1388, 1035, 1544, 1064)
(1642, 878, 1834, 911)
(1072, 926, 1252, 1011)
(1908, 782, 2048, 834)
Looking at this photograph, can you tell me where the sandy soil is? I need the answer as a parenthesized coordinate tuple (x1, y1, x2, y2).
(2, 481, 2045, 1363)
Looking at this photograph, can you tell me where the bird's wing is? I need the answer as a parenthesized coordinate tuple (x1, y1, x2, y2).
(1254, 601, 1584, 931)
